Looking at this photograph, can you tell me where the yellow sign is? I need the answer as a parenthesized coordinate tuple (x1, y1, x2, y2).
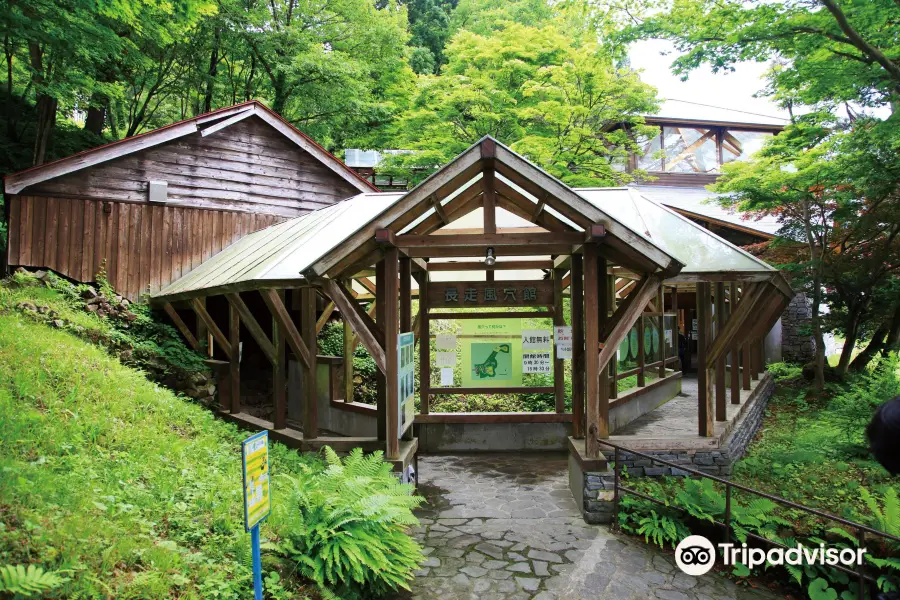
(242, 431, 270, 531)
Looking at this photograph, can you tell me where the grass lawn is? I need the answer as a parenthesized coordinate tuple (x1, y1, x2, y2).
(0, 310, 322, 598)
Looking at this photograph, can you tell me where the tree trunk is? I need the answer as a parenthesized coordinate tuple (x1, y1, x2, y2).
(33, 94, 57, 165)
(835, 307, 862, 376)
(882, 303, 900, 355)
(810, 267, 826, 390)
(203, 27, 221, 114)
(84, 92, 106, 136)
(29, 42, 57, 166)
(849, 322, 888, 372)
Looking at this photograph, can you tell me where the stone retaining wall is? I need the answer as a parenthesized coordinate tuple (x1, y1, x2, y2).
(573, 373, 775, 524)
(781, 293, 815, 363)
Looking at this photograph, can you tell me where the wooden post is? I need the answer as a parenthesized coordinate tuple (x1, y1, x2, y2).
(273, 290, 286, 430)
(637, 314, 646, 387)
(343, 312, 354, 403)
(658, 284, 666, 378)
(730, 282, 740, 404)
(375, 260, 386, 441)
(400, 257, 412, 332)
(584, 245, 601, 456)
(383, 247, 400, 459)
(419, 276, 431, 415)
(399, 257, 413, 441)
(196, 296, 214, 357)
(741, 286, 752, 390)
(571, 254, 584, 439)
(553, 268, 565, 413)
(229, 301, 240, 413)
(598, 255, 610, 439)
(757, 337, 766, 378)
(751, 338, 761, 381)
(672, 284, 680, 370)
(609, 274, 618, 399)
(302, 287, 318, 439)
(715, 282, 727, 421)
(697, 282, 713, 437)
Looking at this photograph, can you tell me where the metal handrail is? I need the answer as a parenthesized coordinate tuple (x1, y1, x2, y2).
(597, 437, 900, 600)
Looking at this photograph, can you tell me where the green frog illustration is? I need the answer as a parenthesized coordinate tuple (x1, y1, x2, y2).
(474, 343, 511, 378)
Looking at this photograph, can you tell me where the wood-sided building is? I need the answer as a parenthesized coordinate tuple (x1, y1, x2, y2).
(3, 101, 376, 299)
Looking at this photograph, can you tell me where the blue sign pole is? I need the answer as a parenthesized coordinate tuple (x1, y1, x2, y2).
(251, 524, 263, 600)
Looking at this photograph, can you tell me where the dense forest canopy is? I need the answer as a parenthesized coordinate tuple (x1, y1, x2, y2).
(1, 0, 898, 377)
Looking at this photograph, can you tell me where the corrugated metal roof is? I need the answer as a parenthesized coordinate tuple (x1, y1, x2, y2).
(154, 184, 773, 301)
(153, 192, 404, 300)
(577, 188, 774, 274)
(633, 185, 781, 236)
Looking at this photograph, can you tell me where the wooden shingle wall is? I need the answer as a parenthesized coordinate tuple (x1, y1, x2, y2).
(8, 196, 283, 300)
(24, 117, 358, 218)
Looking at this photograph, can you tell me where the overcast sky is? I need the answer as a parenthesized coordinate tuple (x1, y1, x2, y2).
(628, 39, 791, 122)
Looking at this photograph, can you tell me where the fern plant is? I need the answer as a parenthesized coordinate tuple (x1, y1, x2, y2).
(273, 447, 424, 599)
(0, 564, 67, 598)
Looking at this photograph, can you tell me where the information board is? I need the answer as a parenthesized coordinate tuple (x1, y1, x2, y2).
(522, 329, 552, 373)
(398, 332, 415, 437)
(460, 319, 523, 387)
(241, 431, 270, 531)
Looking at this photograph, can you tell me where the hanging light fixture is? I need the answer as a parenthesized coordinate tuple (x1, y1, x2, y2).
(484, 247, 496, 266)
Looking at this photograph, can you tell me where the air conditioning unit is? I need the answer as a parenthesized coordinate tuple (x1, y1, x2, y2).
(148, 180, 168, 203)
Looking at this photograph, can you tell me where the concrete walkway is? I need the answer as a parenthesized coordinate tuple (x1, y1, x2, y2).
(403, 453, 778, 600)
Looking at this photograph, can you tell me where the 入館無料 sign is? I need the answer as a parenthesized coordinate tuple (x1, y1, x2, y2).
(242, 431, 270, 531)
(398, 332, 415, 437)
(429, 280, 553, 307)
(522, 329, 552, 373)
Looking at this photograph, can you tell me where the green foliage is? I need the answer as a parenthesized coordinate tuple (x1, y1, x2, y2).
(767, 361, 804, 382)
(383, 2, 659, 186)
(0, 564, 67, 598)
(273, 447, 424, 598)
(0, 307, 422, 598)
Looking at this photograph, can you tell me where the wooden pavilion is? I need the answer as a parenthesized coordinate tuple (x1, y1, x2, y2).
(150, 136, 792, 472)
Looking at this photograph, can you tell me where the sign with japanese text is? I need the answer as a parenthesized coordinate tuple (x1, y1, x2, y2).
(555, 325, 573, 359)
(460, 319, 523, 387)
(522, 351, 552, 373)
(521, 329, 551, 350)
(241, 431, 270, 531)
(436, 352, 456, 367)
(435, 333, 457, 350)
(398, 332, 415, 437)
(429, 280, 553, 307)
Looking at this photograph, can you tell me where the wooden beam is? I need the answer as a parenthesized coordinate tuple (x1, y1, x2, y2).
(301, 287, 318, 439)
(408, 181, 483, 236)
(316, 301, 336, 333)
(358, 276, 378, 295)
(191, 298, 232, 357)
(428, 310, 553, 320)
(343, 312, 354, 404)
(598, 256, 610, 437)
(199, 108, 254, 137)
(273, 290, 287, 430)
(715, 282, 727, 422)
(705, 283, 764, 367)
(553, 268, 565, 413)
(608, 275, 618, 399)
(397, 231, 584, 248)
(383, 247, 400, 458)
(729, 282, 741, 404)
(427, 259, 553, 271)
(400, 257, 412, 332)
(259, 288, 312, 370)
(163, 302, 199, 350)
(637, 314, 646, 387)
(419, 277, 431, 415)
(696, 282, 713, 437)
(228, 301, 240, 413)
(571, 254, 585, 439)
(596, 274, 663, 383)
(225, 293, 276, 365)
(584, 244, 601, 456)
(403, 244, 574, 258)
(483, 168, 497, 234)
(431, 194, 449, 225)
(321, 279, 386, 374)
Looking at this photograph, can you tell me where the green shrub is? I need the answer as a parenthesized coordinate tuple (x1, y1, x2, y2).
(273, 447, 424, 598)
(766, 361, 805, 382)
(0, 564, 67, 597)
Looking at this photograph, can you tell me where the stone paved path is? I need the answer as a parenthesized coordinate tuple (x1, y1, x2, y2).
(402, 453, 779, 600)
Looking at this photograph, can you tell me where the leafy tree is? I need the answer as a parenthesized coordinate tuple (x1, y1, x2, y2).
(384, 12, 659, 186)
(406, 0, 457, 74)
(712, 115, 900, 382)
